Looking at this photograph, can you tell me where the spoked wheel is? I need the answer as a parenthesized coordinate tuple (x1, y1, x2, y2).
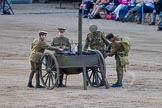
(86, 50, 109, 89)
(39, 52, 59, 90)
(86, 67, 104, 87)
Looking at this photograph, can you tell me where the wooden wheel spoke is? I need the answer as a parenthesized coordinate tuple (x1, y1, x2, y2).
(47, 55, 53, 67)
(51, 64, 56, 70)
(51, 73, 54, 85)
(45, 75, 49, 85)
(89, 72, 93, 80)
(48, 74, 51, 87)
(42, 72, 48, 78)
(96, 73, 102, 82)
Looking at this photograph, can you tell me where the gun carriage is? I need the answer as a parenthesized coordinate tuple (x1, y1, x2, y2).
(39, 10, 109, 90)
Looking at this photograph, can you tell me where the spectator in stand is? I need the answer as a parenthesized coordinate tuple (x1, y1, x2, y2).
(88, 0, 109, 19)
(149, 0, 162, 25)
(112, 0, 131, 21)
(123, 0, 153, 23)
(136, 0, 155, 24)
(80, 0, 97, 18)
(118, 0, 136, 22)
(105, 0, 119, 15)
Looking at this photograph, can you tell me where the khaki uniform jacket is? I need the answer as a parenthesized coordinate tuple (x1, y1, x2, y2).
(109, 38, 125, 59)
(83, 31, 109, 51)
(51, 37, 70, 50)
(29, 38, 57, 63)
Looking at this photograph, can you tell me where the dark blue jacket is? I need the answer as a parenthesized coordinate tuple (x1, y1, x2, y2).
(154, 0, 162, 12)
(109, 0, 119, 6)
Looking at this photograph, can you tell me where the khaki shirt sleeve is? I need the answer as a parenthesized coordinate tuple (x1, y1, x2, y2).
(101, 33, 110, 47)
(109, 42, 118, 56)
(42, 41, 58, 51)
(83, 33, 90, 51)
(109, 41, 124, 56)
(64, 38, 70, 50)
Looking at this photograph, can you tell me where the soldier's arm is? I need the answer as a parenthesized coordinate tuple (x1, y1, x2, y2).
(63, 39, 71, 50)
(108, 43, 118, 56)
(101, 33, 110, 46)
(83, 34, 90, 51)
(42, 41, 59, 51)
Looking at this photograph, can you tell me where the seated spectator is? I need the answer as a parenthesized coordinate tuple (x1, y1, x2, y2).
(88, 0, 109, 19)
(112, 0, 131, 21)
(123, 0, 152, 22)
(149, 0, 162, 25)
(80, 0, 96, 18)
(136, 0, 155, 24)
(105, 0, 119, 15)
(119, 0, 136, 22)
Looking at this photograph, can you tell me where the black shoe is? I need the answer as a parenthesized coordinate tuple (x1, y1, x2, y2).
(58, 83, 66, 87)
(111, 82, 122, 87)
(3, 9, 11, 15)
(100, 80, 105, 86)
(121, 18, 126, 23)
(115, 17, 120, 21)
(35, 85, 44, 88)
(27, 82, 34, 88)
(27, 84, 34, 88)
(149, 22, 155, 25)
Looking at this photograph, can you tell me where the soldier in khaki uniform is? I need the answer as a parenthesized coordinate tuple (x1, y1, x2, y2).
(83, 25, 109, 86)
(83, 25, 109, 58)
(106, 33, 125, 87)
(27, 31, 59, 88)
(51, 28, 70, 52)
(51, 28, 70, 87)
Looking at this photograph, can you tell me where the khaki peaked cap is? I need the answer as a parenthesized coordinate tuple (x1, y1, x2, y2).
(58, 28, 66, 33)
(39, 31, 48, 35)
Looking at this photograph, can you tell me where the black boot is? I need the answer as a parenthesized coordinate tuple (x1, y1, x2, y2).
(35, 85, 44, 88)
(58, 74, 66, 87)
(58, 81, 66, 87)
(149, 22, 155, 25)
(27, 82, 34, 88)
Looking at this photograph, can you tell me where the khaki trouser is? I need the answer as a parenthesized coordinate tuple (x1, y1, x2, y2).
(28, 61, 40, 86)
(116, 56, 124, 83)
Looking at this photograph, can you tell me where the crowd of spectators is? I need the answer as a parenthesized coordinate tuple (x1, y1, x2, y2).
(79, 0, 162, 25)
